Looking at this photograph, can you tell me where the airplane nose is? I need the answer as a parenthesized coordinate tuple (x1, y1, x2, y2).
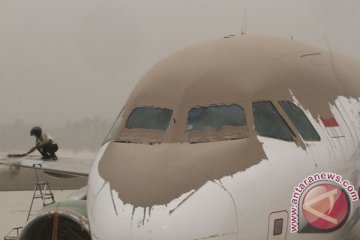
(90, 178, 239, 240)
(89, 140, 261, 240)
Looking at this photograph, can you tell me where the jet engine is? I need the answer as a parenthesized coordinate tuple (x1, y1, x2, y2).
(20, 200, 91, 240)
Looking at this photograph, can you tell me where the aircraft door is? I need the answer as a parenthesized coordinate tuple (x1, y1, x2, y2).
(267, 211, 288, 240)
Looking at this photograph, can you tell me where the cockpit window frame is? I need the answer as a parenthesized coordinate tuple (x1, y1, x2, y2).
(102, 110, 125, 145)
(115, 105, 174, 144)
(252, 100, 295, 142)
(184, 102, 250, 143)
(279, 101, 321, 142)
(125, 106, 173, 131)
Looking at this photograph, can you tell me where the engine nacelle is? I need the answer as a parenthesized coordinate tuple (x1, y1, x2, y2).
(20, 200, 91, 240)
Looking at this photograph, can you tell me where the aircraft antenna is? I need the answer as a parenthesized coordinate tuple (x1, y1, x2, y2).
(241, 9, 247, 35)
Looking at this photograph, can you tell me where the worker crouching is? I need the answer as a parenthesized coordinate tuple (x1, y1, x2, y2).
(28, 126, 59, 160)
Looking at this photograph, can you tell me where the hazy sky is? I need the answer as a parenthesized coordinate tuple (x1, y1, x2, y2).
(1, 0, 360, 126)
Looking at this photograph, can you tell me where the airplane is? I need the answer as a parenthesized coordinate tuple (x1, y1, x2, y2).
(1, 34, 360, 240)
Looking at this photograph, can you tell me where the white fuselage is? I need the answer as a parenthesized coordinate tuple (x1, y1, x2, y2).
(87, 95, 360, 240)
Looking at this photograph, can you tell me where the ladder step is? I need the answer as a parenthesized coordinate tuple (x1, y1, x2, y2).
(33, 196, 54, 199)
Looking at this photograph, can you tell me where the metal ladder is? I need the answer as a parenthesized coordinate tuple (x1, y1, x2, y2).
(4, 164, 56, 240)
(3, 227, 22, 240)
(26, 163, 56, 221)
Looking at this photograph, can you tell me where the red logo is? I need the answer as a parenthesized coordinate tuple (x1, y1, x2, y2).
(302, 183, 350, 230)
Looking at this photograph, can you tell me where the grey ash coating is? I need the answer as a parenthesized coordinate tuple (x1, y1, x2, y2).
(99, 35, 360, 208)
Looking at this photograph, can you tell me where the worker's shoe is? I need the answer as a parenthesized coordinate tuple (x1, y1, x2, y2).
(41, 155, 51, 160)
(50, 153, 58, 160)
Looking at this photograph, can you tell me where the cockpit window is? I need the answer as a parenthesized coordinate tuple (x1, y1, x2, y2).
(126, 107, 173, 131)
(279, 101, 320, 141)
(187, 104, 247, 132)
(252, 101, 294, 141)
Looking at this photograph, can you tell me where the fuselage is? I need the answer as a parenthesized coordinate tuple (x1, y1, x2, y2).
(87, 35, 360, 239)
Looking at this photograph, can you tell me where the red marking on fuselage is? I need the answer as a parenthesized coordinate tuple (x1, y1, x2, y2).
(321, 117, 339, 127)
